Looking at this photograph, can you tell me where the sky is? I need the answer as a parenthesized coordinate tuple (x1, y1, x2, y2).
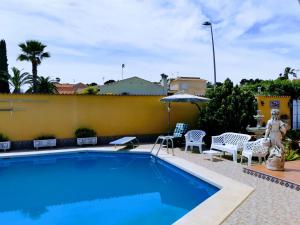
(1, 0, 300, 84)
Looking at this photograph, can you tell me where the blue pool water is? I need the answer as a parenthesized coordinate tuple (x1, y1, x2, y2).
(0, 152, 219, 225)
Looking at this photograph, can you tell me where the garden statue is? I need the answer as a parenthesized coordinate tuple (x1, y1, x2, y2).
(264, 109, 287, 171)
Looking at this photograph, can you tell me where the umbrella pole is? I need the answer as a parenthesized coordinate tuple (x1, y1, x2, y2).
(191, 102, 201, 111)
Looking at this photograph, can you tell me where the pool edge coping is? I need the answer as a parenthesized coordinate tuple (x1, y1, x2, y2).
(157, 154, 254, 225)
(0, 147, 254, 225)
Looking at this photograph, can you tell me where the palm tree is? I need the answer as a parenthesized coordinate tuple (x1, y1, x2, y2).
(278, 67, 297, 80)
(284, 67, 297, 78)
(17, 40, 50, 93)
(27, 76, 58, 94)
(0, 67, 30, 93)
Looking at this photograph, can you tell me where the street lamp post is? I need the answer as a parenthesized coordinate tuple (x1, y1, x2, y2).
(121, 64, 125, 80)
(203, 21, 217, 90)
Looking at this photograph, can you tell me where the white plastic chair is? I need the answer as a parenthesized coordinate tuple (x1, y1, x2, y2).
(184, 130, 206, 153)
(241, 138, 269, 166)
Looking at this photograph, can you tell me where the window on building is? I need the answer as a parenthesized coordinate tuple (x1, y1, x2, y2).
(293, 100, 300, 129)
(179, 83, 188, 90)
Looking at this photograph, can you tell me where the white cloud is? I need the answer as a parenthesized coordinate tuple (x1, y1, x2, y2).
(0, 0, 299, 84)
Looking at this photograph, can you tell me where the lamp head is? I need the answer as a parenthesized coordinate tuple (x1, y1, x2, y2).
(202, 21, 211, 26)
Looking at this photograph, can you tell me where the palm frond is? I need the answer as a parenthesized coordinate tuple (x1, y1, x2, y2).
(18, 43, 26, 50)
(6, 67, 31, 93)
(28, 75, 58, 94)
(17, 54, 30, 61)
(41, 52, 50, 58)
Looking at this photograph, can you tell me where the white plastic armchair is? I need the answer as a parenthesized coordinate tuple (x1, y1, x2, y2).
(241, 138, 269, 166)
(184, 130, 206, 153)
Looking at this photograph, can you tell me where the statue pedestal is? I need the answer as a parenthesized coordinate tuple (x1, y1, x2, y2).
(246, 126, 266, 138)
(266, 158, 285, 171)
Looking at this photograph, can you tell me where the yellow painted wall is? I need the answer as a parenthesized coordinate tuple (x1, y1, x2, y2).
(256, 96, 291, 125)
(0, 94, 199, 141)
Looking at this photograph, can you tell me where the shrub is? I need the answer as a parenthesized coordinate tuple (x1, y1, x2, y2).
(240, 79, 300, 99)
(285, 150, 300, 161)
(79, 86, 99, 95)
(198, 78, 256, 145)
(283, 136, 300, 160)
(0, 133, 9, 142)
(284, 130, 300, 151)
(35, 135, 56, 140)
(75, 128, 96, 138)
(285, 129, 300, 141)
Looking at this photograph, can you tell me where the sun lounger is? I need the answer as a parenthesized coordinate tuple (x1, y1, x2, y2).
(109, 137, 139, 149)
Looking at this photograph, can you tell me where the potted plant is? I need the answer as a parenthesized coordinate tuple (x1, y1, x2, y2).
(0, 133, 11, 151)
(33, 135, 56, 149)
(75, 128, 97, 146)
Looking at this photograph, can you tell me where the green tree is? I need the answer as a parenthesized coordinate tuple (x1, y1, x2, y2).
(199, 79, 256, 144)
(240, 78, 264, 86)
(0, 40, 10, 93)
(79, 86, 99, 95)
(104, 80, 115, 85)
(17, 40, 50, 93)
(27, 76, 58, 94)
(87, 82, 98, 86)
(3, 67, 31, 93)
(240, 79, 300, 99)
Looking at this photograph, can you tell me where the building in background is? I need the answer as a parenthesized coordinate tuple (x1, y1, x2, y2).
(256, 95, 291, 128)
(55, 83, 87, 94)
(99, 76, 166, 95)
(169, 77, 207, 96)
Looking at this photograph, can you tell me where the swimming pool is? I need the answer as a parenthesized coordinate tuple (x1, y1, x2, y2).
(0, 152, 219, 225)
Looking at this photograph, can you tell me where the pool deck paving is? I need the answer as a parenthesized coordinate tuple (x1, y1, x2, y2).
(137, 144, 300, 225)
(1, 144, 299, 225)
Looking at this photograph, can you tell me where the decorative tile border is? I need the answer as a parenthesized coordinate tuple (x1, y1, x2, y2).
(243, 167, 300, 191)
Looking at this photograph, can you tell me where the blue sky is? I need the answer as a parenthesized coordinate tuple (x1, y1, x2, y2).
(1, 0, 300, 84)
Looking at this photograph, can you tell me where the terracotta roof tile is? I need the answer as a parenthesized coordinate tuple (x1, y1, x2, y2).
(55, 83, 83, 94)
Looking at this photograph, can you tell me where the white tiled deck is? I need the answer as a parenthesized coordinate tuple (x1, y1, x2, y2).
(143, 144, 300, 225)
